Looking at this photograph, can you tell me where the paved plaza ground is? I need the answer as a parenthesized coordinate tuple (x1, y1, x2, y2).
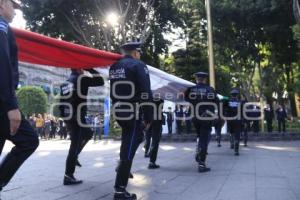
(1, 139, 300, 200)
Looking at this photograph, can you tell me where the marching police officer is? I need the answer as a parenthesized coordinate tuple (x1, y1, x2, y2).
(224, 89, 243, 156)
(184, 72, 218, 173)
(60, 68, 104, 185)
(276, 104, 287, 133)
(175, 105, 184, 134)
(264, 104, 274, 133)
(166, 107, 173, 134)
(110, 42, 152, 200)
(0, 0, 39, 196)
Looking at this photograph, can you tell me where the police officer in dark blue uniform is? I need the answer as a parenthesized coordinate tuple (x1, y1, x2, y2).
(166, 107, 173, 134)
(185, 72, 218, 173)
(224, 89, 243, 156)
(175, 105, 184, 134)
(264, 104, 274, 133)
(110, 42, 152, 200)
(0, 0, 39, 196)
(60, 68, 104, 185)
(276, 104, 287, 133)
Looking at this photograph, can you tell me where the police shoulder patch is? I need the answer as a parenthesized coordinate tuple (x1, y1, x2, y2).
(60, 81, 74, 96)
(0, 21, 8, 34)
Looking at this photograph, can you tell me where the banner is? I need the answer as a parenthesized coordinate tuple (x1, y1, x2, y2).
(13, 28, 122, 68)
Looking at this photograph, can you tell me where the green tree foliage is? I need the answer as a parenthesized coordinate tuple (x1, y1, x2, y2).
(16, 86, 48, 117)
(22, 0, 181, 62)
(50, 96, 61, 118)
(168, 0, 232, 95)
(22, 0, 156, 51)
(210, 0, 299, 116)
(142, 0, 183, 67)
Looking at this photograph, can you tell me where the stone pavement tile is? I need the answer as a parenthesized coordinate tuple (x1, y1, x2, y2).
(126, 171, 183, 199)
(286, 177, 300, 200)
(179, 174, 228, 200)
(140, 192, 179, 200)
(215, 187, 255, 200)
(275, 157, 300, 171)
(255, 157, 282, 177)
(46, 181, 99, 195)
(56, 181, 113, 200)
(3, 180, 63, 200)
(256, 176, 289, 189)
(16, 191, 68, 200)
(230, 157, 255, 175)
(215, 174, 255, 200)
(154, 175, 199, 194)
(256, 188, 298, 200)
(2, 186, 29, 200)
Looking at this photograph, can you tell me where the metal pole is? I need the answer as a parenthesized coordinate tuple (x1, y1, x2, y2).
(260, 98, 265, 133)
(205, 0, 216, 88)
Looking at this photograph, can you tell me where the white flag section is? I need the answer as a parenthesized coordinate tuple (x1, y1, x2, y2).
(98, 65, 227, 102)
(148, 66, 195, 102)
(98, 65, 195, 102)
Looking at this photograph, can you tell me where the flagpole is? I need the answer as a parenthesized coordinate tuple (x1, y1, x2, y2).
(205, 0, 216, 88)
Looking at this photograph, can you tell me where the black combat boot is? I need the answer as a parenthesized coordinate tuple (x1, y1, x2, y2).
(148, 162, 160, 169)
(198, 161, 211, 173)
(63, 174, 83, 185)
(114, 187, 137, 200)
(198, 151, 210, 173)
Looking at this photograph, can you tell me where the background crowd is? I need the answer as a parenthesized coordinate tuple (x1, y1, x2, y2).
(27, 114, 104, 142)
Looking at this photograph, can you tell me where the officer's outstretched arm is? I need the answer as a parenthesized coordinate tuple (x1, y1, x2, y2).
(0, 28, 18, 112)
(83, 69, 104, 87)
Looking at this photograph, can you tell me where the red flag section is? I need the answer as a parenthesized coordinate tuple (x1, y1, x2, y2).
(13, 28, 123, 69)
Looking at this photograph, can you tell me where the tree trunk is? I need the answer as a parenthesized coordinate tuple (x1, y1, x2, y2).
(288, 93, 297, 117)
(285, 65, 298, 117)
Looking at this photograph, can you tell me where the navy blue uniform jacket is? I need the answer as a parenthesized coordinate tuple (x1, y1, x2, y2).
(109, 55, 152, 123)
(0, 17, 19, 112)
